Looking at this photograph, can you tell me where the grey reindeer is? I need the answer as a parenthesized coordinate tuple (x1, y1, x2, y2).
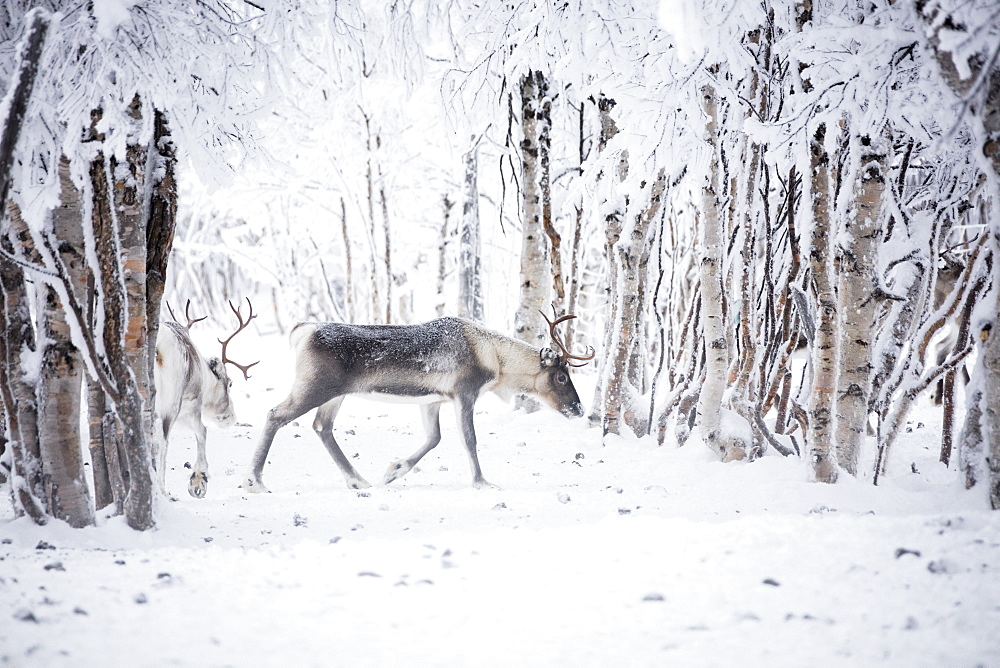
(242, 312, 594, 492)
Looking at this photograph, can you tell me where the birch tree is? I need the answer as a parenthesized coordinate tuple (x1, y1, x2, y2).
(514, 71, 552, 352)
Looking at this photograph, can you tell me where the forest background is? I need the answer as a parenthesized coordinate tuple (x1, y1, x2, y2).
(0, 0, 999, 531)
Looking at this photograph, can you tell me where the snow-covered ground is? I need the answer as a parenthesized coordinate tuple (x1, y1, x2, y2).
(2, 331, 999, 667)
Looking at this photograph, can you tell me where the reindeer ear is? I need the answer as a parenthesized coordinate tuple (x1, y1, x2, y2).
(539, 347, 560, 368)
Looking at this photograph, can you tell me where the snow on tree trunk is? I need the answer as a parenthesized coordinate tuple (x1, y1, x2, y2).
(806, 123, 838, 484)
(458, 138, 484, 322)
(696, 83, 745, 462)
(602, 170, 665, 438)
(0, 9, 49, 214)
(589, 95, 625, 423)
(833, 134, 885, 476)
(146, 109, 177, 391)
(0, 205, 46, 523)
(514, 71, 551, 412)
(922, 0, 1000, 506)
(117, 96, 155, 453)
(35, 156, 94, 527)
(91, 144, 155, 531)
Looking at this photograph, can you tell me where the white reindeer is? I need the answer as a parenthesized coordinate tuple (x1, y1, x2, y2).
(154, 299, 258, 498)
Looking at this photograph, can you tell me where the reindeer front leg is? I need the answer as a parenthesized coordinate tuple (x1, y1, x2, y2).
(313, 397, 371, 489)
(456, 396, 494, 489)
(188, 419, 209, 499)
(384, 402, 443, 485)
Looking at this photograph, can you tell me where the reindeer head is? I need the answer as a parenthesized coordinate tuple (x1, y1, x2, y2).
(537, 311, 595, 418)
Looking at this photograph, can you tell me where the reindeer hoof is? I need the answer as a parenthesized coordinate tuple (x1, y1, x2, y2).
(472, 477, 499, 490)
(383, 460, 412, 485)
(347, 477, 372, 490)
(241, 476, 270, 494)
(188, 472, 208, 498)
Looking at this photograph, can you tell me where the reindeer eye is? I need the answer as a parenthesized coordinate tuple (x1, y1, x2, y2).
(555, 372, 568, 386)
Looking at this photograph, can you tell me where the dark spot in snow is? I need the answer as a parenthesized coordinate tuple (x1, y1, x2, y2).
(345, 429, 355, 436)
(184, 461, 192, 469)
(358, 572, 381, 578)
(439, 465, 448, 471)
(557, 493, 571, 504)
(293, 433, 301, 438)
(115, 560, 126, 565)
(73, 607, 87, 616)
(329, 537, 341, 544)
(575, 452, 585, 460)
(203, 537, 213, 543)
(904, 616, 919, 630)
(35, 541, 56, 550)
(809, 505, 836, 514)
(762, 578, 780, 587)
(2, 538, 12, 544)
(618, 508, 632, 515)
(134, 593, 148, 604)
(643, 593, 665, 602)
(157, 572, 172, 580)
(14, 609, 38, 623)
(492, 502, 507, 510)
(235, 422, 252, 427)
(43, 562, 64, 572)
(357, 491, 370, 498)
(293, 513, 308, 527)
(351, 524, 364, 531)
(927, 560, 949, 574)
(895, 548, 922, 559)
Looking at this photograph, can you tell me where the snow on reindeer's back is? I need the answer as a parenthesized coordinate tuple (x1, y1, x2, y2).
(304, 317, 473, 375)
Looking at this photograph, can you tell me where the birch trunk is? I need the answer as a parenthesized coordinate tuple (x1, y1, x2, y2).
(589, 95, 624, 422)
(696, 83, 745, 462)
(91, 146, 155, 531)
(0, 9, 49, 212)
(514, 72, 550, 368)
(602, 170, 665, 437)
(833, 134, 885, 476)
(458, 139, 484, 322)
(36, 156, 93, 527)
(1, 204, 47, 523)
(437, 196, 453, 318)
(923, 0, 1000, 506)
(340, 197, 355, 323)
(807, 123, 838, 484)
(117, 96, 154, 451)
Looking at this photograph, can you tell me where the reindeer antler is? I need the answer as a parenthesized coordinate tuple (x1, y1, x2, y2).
(166, 299, 208, 330)
(539, 309, 595, 367)
(219, 298, 260, 380)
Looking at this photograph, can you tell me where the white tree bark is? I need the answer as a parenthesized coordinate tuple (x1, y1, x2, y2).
(696, 83, 745, 462)
(833, 133, 885, 476)
(807, 122, 839, 484)
(514, 74, 551, 343)
(36, 156, 94, 528)
(458, 138, 484, 322)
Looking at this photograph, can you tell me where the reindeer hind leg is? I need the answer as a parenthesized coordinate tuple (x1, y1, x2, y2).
(384, 402, 442, 485)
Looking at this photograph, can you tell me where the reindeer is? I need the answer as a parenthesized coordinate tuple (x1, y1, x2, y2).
(154, 299, 258, 498)
(242, 312, 593, 492)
